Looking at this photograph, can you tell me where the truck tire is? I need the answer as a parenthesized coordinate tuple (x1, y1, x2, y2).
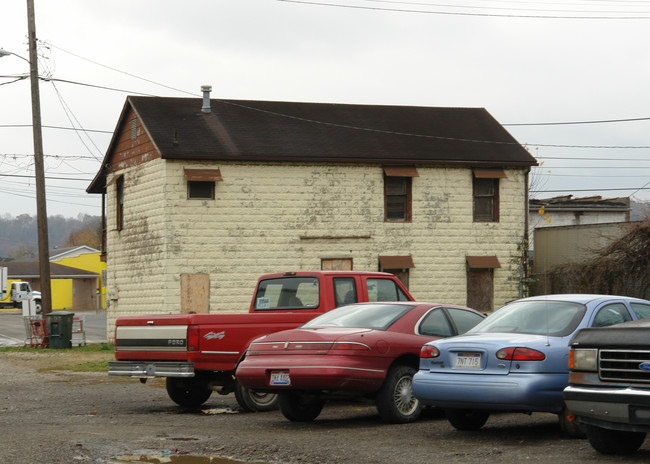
(278, 392, 325, 422)
(165, 376, 212, 408)
(34, 299, 42, 314)
(444, 408, 490, 430)
(557, 407, 586, 438)
(583, 424, 646, 454)
(375, 365, 422, 423)
(234, 383, 279, 412)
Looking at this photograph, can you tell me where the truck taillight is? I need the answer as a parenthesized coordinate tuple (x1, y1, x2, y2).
(187, 326, 199, 351)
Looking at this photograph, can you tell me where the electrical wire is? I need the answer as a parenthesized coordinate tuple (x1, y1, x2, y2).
(277, 0, 650, 19)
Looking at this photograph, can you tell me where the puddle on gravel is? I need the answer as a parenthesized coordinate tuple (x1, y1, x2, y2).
(110, 455, 269, 464)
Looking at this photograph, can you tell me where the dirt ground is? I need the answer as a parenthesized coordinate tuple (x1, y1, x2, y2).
(2, 350, 650, 464)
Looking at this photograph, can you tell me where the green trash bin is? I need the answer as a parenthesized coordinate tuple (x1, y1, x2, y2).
(46, 311, 75, 349)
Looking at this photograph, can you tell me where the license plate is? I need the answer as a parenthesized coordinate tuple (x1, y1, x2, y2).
(269, 371, 291, 386)
(454, 352, 481, 369)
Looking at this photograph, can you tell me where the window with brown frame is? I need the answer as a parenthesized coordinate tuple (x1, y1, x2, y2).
(185, 168, 221, 200)
(473, 177, 498, 222)
(472, 169, 505, 222)
(116, 176, 124, 231)
(383, 167, 417, 222)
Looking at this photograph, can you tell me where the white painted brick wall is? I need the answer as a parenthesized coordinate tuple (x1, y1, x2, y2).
(106, 160, 528, 337)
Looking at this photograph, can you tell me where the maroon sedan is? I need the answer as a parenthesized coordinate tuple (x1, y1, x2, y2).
(235, 302, 484, 423)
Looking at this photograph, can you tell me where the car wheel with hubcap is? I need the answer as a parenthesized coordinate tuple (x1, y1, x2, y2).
(583, 424, 646, 454)
(278, 392, 325, 422)
(444, 408, 490, 430)
(165, 376, 212, 408)
(375, 365, 422, 423)
(234, 382, 279, 412)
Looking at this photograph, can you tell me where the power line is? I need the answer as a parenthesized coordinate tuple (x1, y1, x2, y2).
(504, 116, 650, 126)
(278, 0, 650, 19)
(45, 41, 198, 97)
(0, 124, 112, 134)
(0, 173, 92, 182)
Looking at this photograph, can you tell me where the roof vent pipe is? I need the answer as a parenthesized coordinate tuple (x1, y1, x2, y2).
(201, 85, 212, 113)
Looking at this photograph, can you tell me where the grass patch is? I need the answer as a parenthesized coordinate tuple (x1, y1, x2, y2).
(0, 342, 113, 353)
(2, 343, 115, 373)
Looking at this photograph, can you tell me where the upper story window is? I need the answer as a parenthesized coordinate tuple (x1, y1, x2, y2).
(184, 168, 222, 200)
(116, 176, 124, 231)
(383, 166, 418, 222)
(188, 181, 215, 199)
(472, 169, 506, 222)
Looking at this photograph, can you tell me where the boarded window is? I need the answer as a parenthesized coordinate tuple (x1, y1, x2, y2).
(467, 269, 493, 313)
(321, 258, 353, 270)
(181, 274, 210, 314)
(466, 256, 499, 313)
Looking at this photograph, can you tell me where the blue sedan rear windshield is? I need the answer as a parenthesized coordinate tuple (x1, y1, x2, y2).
(469, 300, 587, 337)
(302, 303, 414, 330)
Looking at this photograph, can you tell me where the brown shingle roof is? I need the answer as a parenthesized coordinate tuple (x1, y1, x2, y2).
(88, 97, 536, 193)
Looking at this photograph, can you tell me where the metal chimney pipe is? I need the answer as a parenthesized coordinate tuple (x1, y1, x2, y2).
(201, 85, 212, 113)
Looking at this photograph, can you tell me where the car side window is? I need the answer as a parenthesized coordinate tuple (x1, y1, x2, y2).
(592, 303, 633, 327)
(630, 303, 650, 320)
(366, 278, 409, 302)
(447, 307, 485, 335)
(418, 308, 453, 337)
(333, 278, 357, 307)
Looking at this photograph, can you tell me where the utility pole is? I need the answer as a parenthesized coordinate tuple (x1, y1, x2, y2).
(26, 0, 52, 316)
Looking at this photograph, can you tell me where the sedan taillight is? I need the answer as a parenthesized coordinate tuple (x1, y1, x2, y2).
(496, 347, 545, 361)
(420, 345, 440, 358)
(330, 342, 371, 351)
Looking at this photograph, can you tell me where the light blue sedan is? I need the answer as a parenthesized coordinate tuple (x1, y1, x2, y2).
(412, 294, 650, 436)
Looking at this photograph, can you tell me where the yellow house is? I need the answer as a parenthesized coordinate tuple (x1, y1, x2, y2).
(50, 246, 106, 311)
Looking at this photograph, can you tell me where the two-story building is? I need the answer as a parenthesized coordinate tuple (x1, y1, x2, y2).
(88, 89, 537, 336)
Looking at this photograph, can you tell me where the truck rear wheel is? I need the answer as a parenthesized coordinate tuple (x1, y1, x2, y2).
(234, 383, 279, 412)
(583, 424, 646, 454)
(166, 376, 212, 408)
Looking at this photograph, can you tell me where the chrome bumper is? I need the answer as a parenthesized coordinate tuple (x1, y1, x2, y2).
(108, 361, 195, 378)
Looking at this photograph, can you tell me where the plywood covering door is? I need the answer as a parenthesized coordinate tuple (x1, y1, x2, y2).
(467, 269, 493, 313)
(181, 273, 210, 314)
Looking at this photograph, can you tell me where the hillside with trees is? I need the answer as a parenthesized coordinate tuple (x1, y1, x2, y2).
(0, 213, 101, 261)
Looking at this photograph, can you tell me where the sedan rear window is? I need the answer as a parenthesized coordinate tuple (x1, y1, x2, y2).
(302, 303, 413, 330)
(469, 300, 586, 337)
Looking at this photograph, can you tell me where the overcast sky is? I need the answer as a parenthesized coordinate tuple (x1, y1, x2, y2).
(2, 0, 650, 218)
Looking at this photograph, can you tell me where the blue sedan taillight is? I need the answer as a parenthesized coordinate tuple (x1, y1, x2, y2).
(496, 347, 545, 361)
(420, 345, 440, 358)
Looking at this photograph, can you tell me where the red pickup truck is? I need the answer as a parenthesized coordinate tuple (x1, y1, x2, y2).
(109, 271, 413, 411)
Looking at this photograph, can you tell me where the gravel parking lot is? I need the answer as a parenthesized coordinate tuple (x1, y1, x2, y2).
(2, 350, 650, 464)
